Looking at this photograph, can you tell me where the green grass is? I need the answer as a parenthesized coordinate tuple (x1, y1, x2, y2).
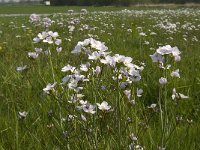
(0, 5, 199, 14)
(0, 5, 129, 14)
(0, 6, 200, 150)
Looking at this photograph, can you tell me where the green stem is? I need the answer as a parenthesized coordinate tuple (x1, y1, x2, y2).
(48, 49, 55, 82)
(159, 86, 164, 148)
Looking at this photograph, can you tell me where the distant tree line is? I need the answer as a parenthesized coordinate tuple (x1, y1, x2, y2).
(50, 0, 200, 6)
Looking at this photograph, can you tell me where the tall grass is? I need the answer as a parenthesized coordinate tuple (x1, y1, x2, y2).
(0, 7, 200, 149)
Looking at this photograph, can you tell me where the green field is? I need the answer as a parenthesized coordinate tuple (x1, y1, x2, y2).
(0, 5, 200, 150)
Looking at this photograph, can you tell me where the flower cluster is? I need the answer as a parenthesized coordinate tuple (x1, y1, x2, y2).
(150, 45, 188, 99)
(29, 14, 53, 28)
(28, 31, 62, 58)
(150, 45, 181, 64)
(71, 38, 144, 104)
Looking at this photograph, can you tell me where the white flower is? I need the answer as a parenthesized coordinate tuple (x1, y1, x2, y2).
(38, 32, 48, 40)
(148, 104, 157, 109)
(172, 88, 179, 100)
(83, 39, 90, 46)
(150, 52, 164, 63)
(16, 65, 27, 71)
(171, 46, 181, 57)
(61, 64, 76, 72)
(82, 104, 96, 114)
(124, 90, 131, 100)
(88, 51, 101, 60)
(172, 88, 189, 100)
(179, 93, 189, 99)
(90, 38, 108, 51)
(93, 66, 101, 75)
(171, 69, 180, 78)
(80, 63, 90, 72)
(139, 32, 146, 36)
(50, 32, 59, 38)
(159, 77, 167, 85)
(71, 42, 83, 54)
(80, 100, 87, 105)
(137, 88, 143, 97)
(33, 37, 40, 43)
(28, 52, 38, 59)
(100, 55, 116, 67)
(19, 111, 28, 119)
(81, 114, 87, 121)
(43, 82, 57, 94)
(174, 55, 181, 62)
(35, 48, 42, 53)
(55, 39, 62, 46)
(68, 9, 74, 14)
(156, 45, 172, 55)
(68, 25, 75, 32)
(56, 47, 62, 53)
(68, 79, 78, 89)
(81, 9, 88, 14)
(43, 36, 53, 44)
(129, 133, 137, 141)
(61, 75, 70, 84)
(96, 101, 111, 111)
(119, 82, 127, 89)
(29, 14, 40, 23)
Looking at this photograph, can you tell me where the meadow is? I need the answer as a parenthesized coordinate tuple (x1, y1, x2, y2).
(0, 5, 200, 150)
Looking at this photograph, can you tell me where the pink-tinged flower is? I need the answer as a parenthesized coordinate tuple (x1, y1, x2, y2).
(82, 104, 96, 114)
(29, 14, 40, 23)
(55, 39, 62, 46)
(44, 50, 49, 56)
(88, 51, 101, 60)
(100, 55, 116, 67)
(35, 48, 42, 53)
(171, 69, 180, 78)
(93, 66, 101, 75)
(42, 17, 52, 28)
(96, 101, 111, 111)
(159, 77, 167, 85)
(119, 82, 127, 89)
(71, 42, 83, 54)
(150, 52, 164, 63)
